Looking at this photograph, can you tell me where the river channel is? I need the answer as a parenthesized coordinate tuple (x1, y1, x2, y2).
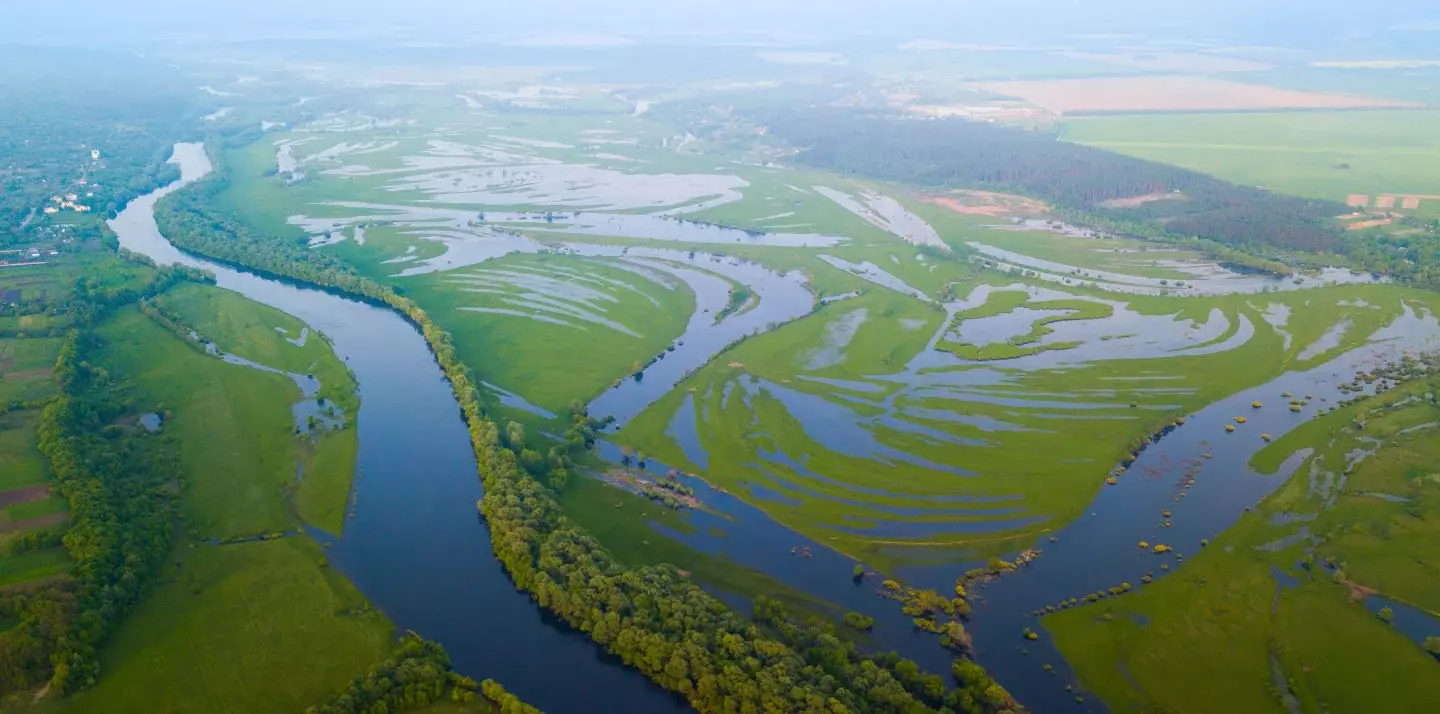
(112, 144, 689, 713)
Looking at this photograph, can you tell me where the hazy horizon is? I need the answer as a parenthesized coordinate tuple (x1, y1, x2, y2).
(3, 0, 1439, 53)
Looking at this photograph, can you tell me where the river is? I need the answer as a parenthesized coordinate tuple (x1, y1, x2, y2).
(111, 143, 689, 713)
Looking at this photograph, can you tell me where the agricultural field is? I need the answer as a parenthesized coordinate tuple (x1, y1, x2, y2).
(0, 335, 71, 589)
(1048, 375, 1440, 713)
(973, 75, 1413, 116)
(1063, 110, 1440, 211)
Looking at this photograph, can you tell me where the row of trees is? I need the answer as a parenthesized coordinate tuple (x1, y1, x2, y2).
(0, 216, 212, 696)
(304, 633, 521, 714)
(28, 262, 206, 693)
(757, 109, 1349, 256)
(158, 145, 1020, 714)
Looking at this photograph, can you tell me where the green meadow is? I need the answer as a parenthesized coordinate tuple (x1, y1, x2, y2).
(392, 252, 696, 415)
(0, 410, 49, 492)
(43, 537, 391, 714)
(957, 222, 1210, 281)
(98, 290, 357, 537)
(0, 548, 70, 589)
(1047, 376, 1440, 714)
(1063, 110, 1440, 210)
(30, 285, 393, 714)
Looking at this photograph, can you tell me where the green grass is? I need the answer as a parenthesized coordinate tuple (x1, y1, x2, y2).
(100, 305, 300, 537)
(415, 702, 498, 714)
(0, 410, 49, 491)
(42, 537, 392, 714)
(98, 287, 355, 538)
(617, 282, 1435, 568)
(936, 291, 1114, 360)
(0, 252, 159, 304)
(148, 283, 360, 535)
(1235, 66, 1440, 106)
(34, 285, 403, 713)
(1047, 376, 1440, 713)
(150, 282, 359, 414)
(2, 494, 67, 524)
(558, 474, 844, 623)
(1063, 110, 1440, 207)
(0, 548, 70, 588)
(0, 336, 62, 405)
(382, 252, 696, 414)
(296, 434, 356, 538)
(959, 224, 1207, 281)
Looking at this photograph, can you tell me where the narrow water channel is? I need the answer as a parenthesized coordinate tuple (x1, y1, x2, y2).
(112, 144, 689, 713)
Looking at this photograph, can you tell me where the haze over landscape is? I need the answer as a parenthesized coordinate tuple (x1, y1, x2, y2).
(1, 2, 1439, 713)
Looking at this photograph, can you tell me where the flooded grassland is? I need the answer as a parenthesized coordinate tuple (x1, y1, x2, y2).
(210, 89, 1440, 712)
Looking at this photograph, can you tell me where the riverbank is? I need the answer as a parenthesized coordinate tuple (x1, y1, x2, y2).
(112, 143, 692, 713)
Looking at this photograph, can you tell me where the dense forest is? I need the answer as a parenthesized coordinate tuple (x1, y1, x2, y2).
(1347, 220, 1440, 288)
(155, 144, 1020, 714)
(756, 109, 1349, 255)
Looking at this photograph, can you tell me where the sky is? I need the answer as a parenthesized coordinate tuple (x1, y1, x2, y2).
(2, 0, 1437, 49)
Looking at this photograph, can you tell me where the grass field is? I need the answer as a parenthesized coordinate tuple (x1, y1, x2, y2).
(43, 537, 391, 714)
(150, 282, 359, 414)
(388, 252, 696, 415)
(1047, 376, 1440, 713)
(1236, 65, 1440, 106)
(0, 548, 70, 589)
(99, 287, 356, 538)
(0, 336, 62, 405)
(0, 252, 159, 304)
(1063, 110, 1440, 210)
(28, 285, 399, 714)
(932, 215, 1210, 281)
(0, 410, 49, 492)
(148, 283, 360, 535)
(559, 474, 841, 622)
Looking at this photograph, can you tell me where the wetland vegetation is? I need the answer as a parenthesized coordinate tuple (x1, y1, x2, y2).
(5, 11, 1440, 714)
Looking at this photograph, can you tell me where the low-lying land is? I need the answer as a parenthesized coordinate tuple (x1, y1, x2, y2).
(1047, 373, 1440, 713)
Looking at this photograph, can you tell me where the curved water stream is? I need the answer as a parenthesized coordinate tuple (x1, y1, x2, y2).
(112, 144, 688, 713)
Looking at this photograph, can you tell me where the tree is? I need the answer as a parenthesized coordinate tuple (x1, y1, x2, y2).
(1424, 636, 1440, 657)
(505, 421, 526, 452)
